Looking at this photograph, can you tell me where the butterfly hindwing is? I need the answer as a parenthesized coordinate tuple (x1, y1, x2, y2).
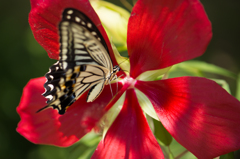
(40, 62, 110, 114)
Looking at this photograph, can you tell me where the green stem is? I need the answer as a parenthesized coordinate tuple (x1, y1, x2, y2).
(167, 146, 174, 159)
(175, 149, 189, 159)
(236, 73, 240, 101)
(120, 0, 132, 11)
(132, 0, 137, 5)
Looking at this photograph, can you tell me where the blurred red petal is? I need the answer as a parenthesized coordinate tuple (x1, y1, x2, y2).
(136, 77, 240, 159)
(29, 0, 116, 64)
(92, 89, 163, 159)
(17, 77, 77, 146)
(17, 77, 121, 147)
(127, 0, 212, 78)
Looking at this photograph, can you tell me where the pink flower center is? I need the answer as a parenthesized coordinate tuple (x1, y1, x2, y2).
(120, 76, 137, 89)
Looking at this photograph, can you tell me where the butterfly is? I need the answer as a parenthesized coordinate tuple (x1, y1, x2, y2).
(37, 8, 120, 115)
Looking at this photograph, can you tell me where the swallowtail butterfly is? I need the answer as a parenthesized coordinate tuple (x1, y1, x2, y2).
(37, 8, 120, 115)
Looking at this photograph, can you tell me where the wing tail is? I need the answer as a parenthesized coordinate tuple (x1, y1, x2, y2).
(36, 105, 52, 113)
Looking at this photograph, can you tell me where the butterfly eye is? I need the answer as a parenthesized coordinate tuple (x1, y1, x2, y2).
(113, 65, 120, 72)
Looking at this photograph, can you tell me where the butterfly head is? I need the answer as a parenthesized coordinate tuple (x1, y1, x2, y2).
(108, 65, 120, 81)
(113, 65, 120, 73)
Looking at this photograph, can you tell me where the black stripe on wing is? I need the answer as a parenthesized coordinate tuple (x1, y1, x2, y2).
(58, 8, 110, 69)
(61, 8, 108, 52)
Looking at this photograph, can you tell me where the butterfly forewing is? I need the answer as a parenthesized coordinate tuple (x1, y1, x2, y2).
(59, 8, 113, 71)
(38, 8, 118, 114)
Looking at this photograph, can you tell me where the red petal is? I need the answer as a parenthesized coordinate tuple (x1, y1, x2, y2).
(92, 89, 164, 159)
(136, 77, 240, 159)
(127, 0, 212, 78)
(29, 0, 117, 64)
(17, 77, 121, 147)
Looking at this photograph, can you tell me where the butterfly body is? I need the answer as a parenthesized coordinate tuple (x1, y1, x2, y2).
(37, 8, 119, 115)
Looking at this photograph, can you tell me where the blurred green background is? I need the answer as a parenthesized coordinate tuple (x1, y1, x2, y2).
(0, 0, 240, 158)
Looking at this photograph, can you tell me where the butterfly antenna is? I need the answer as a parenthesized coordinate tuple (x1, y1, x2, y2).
(116, 77, 119, 94)
(118, 58, 130, 66)
(109, 80, 114, 97)
(121, 69, 129, 73)
(115, 74, 125, 94)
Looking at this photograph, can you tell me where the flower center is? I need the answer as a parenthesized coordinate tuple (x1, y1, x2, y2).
(120, 76, 137, 89)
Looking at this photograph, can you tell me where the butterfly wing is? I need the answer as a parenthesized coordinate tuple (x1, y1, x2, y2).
(39, 62, 108, 114)
(59, 8, 113, 72)
(38, 8, 114, 114)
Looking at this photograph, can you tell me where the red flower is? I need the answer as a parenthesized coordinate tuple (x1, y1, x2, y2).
(17, 0, 240, 158)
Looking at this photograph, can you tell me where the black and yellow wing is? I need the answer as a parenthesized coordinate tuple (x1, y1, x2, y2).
(38, 8, 116, 114)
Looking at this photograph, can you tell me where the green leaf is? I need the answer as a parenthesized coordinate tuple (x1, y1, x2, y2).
(145, 114, 154, 132)
(168, 151, 175, 159)
(111, 44, 130, 75)
(220, 152, 235, 159)
(79, 132, 101, 147)
(37, 146, 68, 159)
(153, 119, 172, 146)
(68, 132, 100, 159)
(91, 0, 129, 51)
(173, 60, 237, 79)
(236, 73, 240, 101)
(169, 139, 197, 159)
(68, 144, 91, 159)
